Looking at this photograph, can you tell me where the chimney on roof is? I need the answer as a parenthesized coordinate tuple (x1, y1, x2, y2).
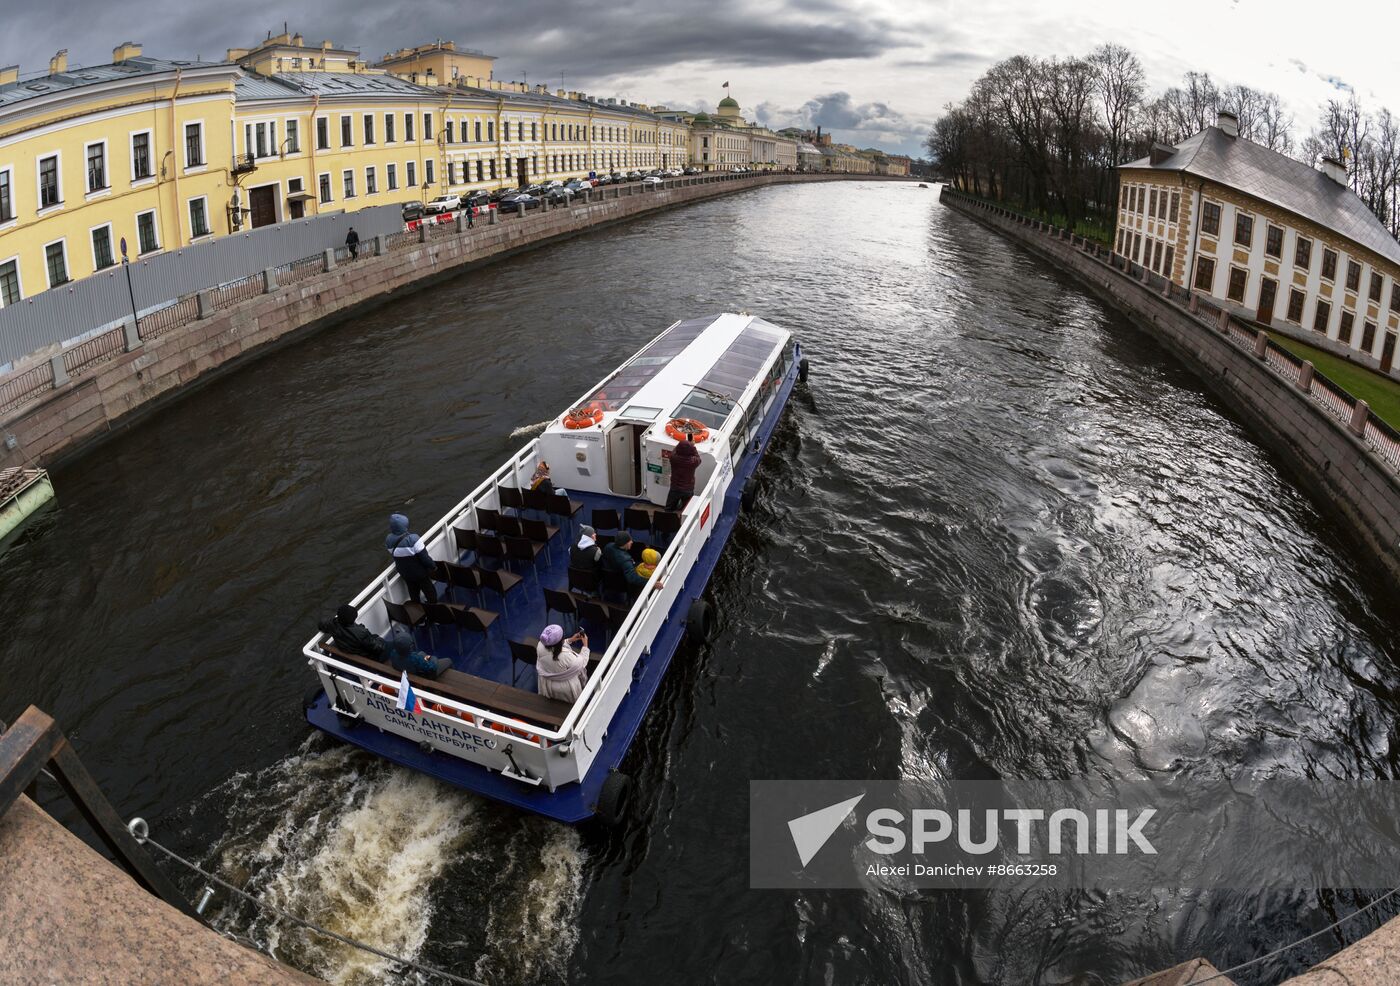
(1216, 110, 1239, 138)
(48, 49, 68, 74)
(113, 42, 143, 64)
(1320, 155, 1347, 185)
(0, 65, 17, 86)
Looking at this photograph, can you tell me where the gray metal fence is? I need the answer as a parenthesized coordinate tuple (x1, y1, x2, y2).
(0, 205, 402, 369)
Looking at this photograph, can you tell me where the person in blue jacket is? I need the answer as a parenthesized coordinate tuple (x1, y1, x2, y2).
(387, 626, 452, 678)
(601, 533, 647, 595)
(385, 513, 439, 604)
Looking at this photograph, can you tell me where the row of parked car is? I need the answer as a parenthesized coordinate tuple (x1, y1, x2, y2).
(402, 167, 706, 224)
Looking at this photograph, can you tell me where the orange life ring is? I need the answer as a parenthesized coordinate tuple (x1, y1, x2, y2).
(562, 404, 605, 429)
(666, 418, 710, 442)
(489, 721, 539, 743)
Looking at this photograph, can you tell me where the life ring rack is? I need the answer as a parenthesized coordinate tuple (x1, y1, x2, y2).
(665, 418, 710, 442)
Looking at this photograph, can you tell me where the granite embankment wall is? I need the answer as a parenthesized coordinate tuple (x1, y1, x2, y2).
(941, 187, 1400, 590)
(0, 173, 902, 471)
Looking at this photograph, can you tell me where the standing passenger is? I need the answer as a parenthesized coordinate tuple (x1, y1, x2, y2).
(535, 625, 590, 702)
(385, 513, 439, 605)
(665, 432, 702, 511)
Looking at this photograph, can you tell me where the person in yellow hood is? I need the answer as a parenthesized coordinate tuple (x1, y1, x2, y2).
(635, 547, 660, 580)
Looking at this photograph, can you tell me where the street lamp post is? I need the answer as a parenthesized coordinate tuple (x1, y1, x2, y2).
(120, 238, 139, 336)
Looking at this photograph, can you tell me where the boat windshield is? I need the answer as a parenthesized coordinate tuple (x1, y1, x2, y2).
(671, 321, 785, 429)
(579, 316, 715, 411)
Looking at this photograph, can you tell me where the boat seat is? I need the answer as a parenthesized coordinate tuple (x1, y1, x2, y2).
(319, 641, 572, 729)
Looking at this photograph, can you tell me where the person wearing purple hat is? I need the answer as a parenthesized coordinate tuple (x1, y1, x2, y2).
(535, 624, 590, 702)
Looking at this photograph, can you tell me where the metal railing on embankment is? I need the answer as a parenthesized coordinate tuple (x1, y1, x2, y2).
(940, 187, 1400, 480)
(0, 172, 787, 422)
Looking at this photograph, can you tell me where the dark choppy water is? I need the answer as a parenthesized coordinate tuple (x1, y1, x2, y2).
(4, 181, 1400, 984)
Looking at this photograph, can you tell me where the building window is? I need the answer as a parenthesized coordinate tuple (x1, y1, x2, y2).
(318, 173, 332, 203)
(446, 122, 454, 144)
(532, 122, 538, 141)
(1201, 201, 1221, 236)
(185, 122, 204, 167)
(286, 119, 300, 154)
(1295, 236, 1312, 270)
(1339, 310, 1355, 343)
(1131, 233, 1141, 262)
(44, 241, 68, 287)
(1148, 188, 1158, 217)
(1192, 250, 1215, 288)
(1234, 213, 1253, 248)
(1227, 266, 1248, 302)
(0, 169, 12, 223)
(1345, 259, 1361, 292)
(364, 114, 375, 145)
(475, 120, 482, 142)
(1164, 244, 1174, 275)
(487, 121, 495, 141)
(38, 155, 60, 209)
(387, 163, 398, 190)
(86, 143, 107, 192)
(1361, 321, 1377, 352)
(342, 170, 355, 198)
(1169, 191, 1180, 223)
(1287, 288, 1305, 322)
(505, 157, 512, 178)
(1313, 299, 1331, 333)
(1369, 271, 1383, 302)
(405, 113, 415, 142)
(407, 161, 417, 186)
(136, 210, 159, 254)
(425, 159, 434, 185)
(1265, 224, 1283, 258)
(386, 113, 396, 143)
(131, 133, 153, 181)
(476, 160, 484, 181)
(1391, 284, 1400, 314)
(341, 116, 353, 147)
(316, 118, 330, 150)
(91, 226, 114, 270)
(0, 259, 19, 306)
(1322, 248, 1337, 280)
(366, 166, 377, 194)
(189, 197, 210, 238)
(1153, 240, 1163, 271)
(423, 113, 433, 140)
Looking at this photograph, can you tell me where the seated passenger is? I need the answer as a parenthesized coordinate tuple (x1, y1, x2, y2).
(570, 524, 603, 571)
(601, 533, 647, 593)
(529, 460, 555, 496)
(535, 624, 590, 702)
(387, 626, 452, 678)
(319, 603, 387, 659)
(635, 548, 660, 581)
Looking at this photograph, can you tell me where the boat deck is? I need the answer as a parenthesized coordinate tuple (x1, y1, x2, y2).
(404, 489, 667, 693)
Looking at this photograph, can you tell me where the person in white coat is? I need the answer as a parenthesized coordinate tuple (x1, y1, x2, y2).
(535, 624, 590, 703)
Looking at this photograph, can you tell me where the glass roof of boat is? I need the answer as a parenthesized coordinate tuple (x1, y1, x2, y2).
(671, 321, 786, 430)
(580, 316, 715, 411)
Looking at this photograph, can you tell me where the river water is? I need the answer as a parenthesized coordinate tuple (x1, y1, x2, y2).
(4, 180, 1400, 984)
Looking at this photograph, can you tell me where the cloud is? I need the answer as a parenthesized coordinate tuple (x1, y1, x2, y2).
(754, 91, 931, 157)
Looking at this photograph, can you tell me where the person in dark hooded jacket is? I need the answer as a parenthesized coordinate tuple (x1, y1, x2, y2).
(387, 626, 452, 678)
(318, 603, 387, 659)
(601, 533, 647, 593)
(385, 513, 438, 604)
(665, 433, 702, 511)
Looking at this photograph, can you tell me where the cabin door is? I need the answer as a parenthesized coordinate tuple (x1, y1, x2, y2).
(249, 186, 278, 228)
(1257, 277, 1277, 324)
(606, 423, 642, 496)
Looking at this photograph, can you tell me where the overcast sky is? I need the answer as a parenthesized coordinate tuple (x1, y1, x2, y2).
(2, 0, 1395, 159)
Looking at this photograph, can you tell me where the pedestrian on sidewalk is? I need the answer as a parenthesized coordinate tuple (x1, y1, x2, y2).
(346, 226, 360, 260)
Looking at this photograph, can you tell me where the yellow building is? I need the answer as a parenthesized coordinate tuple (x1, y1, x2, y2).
(0, 44, 240, 306)
(676, 94, 796, 172)
(378, 41, 495, 87)
(228, 32, 370, 75)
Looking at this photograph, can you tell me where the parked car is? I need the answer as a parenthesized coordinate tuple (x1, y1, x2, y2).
(401, 202, 424, 223)
(641, 175, 664, 186)
(626, 170, 644, 181)
(564, 179, 592, 195)
(424, 193, 461, 215)
(544, 179, 564, 189)
(684, 167, 700, 175)
(543, 187, 575, 205)
(498, 192, 541, 212)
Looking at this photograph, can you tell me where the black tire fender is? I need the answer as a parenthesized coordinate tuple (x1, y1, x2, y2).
(686, 598, 716, 644)
(596, 770, 633, 826)
(798, 356, 810, 383)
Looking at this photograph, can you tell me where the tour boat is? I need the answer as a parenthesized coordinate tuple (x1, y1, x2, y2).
(302, 312, 807, 824)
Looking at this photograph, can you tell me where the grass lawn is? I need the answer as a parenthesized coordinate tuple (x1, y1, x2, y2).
(1269, 332, 1400, 431)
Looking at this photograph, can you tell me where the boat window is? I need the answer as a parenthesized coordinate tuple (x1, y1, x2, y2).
(578, 315, 719, 410)
(672, 321, 786, 430)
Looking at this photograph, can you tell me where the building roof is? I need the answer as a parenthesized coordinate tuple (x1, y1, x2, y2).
(234, 70, 440, 103)
(0, 56, 225, 109)
(718, 96, 739, 108)
(1123, 126, 1400, 266)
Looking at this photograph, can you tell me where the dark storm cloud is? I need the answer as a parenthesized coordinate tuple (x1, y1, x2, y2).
(755, 91, 931, 157)
(0, 0, 912, 84)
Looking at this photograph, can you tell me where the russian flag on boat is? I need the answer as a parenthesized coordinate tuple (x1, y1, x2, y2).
(396, 670, 423, 715)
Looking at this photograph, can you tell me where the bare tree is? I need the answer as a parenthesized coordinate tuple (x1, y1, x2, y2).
(1090, 43, 1145, 208)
